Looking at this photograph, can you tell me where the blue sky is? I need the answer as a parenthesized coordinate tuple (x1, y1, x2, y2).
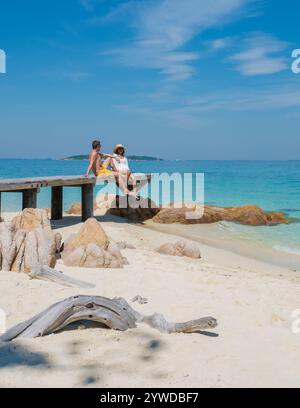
(0, 0, 299, 159)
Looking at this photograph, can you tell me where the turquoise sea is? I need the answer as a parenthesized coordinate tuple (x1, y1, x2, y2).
(0, 159, 299, 256)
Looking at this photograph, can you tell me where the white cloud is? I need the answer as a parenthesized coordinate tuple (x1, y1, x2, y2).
(102, 0, 252, 80)
(116, 83, 300, 128)
(229, 32, 288, 76)
(209, 37, 236, 50)
(182, 86, 300, 111)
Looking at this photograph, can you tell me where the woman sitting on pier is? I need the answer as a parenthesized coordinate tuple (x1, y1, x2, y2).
(110, 144, 137, 194)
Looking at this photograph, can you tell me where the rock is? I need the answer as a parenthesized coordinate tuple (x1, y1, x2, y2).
(108, 195, 160, 222)
(0, 209, 57, 273)
(157, 241, 201, 259)
(181, 241, 202, 259)
(54, 233, 62, 254)
(152, 204, 288, 226)
(12, 207, 52, 234)
(62, 218, 127, 268)
(116, 241, 136, 250)
(67, 195, 116, 215)
(68, 217, 109, 248)
(153, 206, 221, 224)
(67, 202, 98, 215)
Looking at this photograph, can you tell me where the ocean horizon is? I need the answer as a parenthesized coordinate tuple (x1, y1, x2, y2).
(0, 158, 299, 257)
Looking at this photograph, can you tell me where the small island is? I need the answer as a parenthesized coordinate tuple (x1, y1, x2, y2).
(62, 154, 164, 161)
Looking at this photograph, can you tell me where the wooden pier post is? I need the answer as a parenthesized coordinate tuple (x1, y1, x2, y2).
(51, 186, 63, 220)
(81, 184, 94, 221)
(22, 189, 38, 210)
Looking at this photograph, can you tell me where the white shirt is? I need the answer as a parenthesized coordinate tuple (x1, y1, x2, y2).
(113, 156, 129, 173)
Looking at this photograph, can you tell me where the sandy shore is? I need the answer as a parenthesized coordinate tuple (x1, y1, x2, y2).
(0, 211, 300, 388)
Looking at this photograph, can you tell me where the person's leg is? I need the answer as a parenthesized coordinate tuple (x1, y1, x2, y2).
(115, 173, 131, 195)
(104, 157, 112, 168)
(128, 172, 137, 193)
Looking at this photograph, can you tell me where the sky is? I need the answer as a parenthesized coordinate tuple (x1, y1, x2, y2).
(0, 0, 299, 160)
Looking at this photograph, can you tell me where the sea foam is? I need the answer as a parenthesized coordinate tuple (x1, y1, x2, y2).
(273, 245, 300, 256)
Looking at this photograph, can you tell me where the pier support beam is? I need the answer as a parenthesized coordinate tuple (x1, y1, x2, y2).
(51, 186, 63, 220)
(81, 184, 94, 221)
(22, 189, 38, 210)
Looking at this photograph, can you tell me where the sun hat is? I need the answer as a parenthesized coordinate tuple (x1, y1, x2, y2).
(113, 144, 126, 154)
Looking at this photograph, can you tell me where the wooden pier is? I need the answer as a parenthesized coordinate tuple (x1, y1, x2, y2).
(0, 176, 96, 222)
(0, 174, 152, 221)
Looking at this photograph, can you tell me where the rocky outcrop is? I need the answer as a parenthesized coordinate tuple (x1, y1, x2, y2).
(67, 202, 98, 215)
(62, 218, 127, 268)
(152, 205, 288, 226)
(67, 195, 116, 215)
(0, 209, 61, 273)
(157, 241, 201, 259)
(108, 195, 160, 222)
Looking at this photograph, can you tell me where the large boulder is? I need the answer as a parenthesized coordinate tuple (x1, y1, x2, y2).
(152, 204, 288, 226)
(0, 209, 61, 273)
(217, 205, 288, 226)
(157, 241, 201, 259)
(108, 195, 160, 222)
(62, 218, 127, 268)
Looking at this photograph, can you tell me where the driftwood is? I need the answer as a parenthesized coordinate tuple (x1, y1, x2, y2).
(0, 295, 217, 342)
(29, 265, 95, 289)
(132, 295, 148, 304)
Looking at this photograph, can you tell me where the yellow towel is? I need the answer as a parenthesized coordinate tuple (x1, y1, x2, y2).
(97, 164, 111, 176)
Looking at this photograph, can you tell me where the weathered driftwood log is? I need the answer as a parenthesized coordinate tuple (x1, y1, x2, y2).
(0, 209, 62, 273)
(0, 295, 217, 342)
(29, 265, 95, 289)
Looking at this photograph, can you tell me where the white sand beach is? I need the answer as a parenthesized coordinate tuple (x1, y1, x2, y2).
(0, 211, 300, 388)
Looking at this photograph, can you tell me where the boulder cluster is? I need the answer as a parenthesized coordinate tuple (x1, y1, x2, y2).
(0, 209, 61, 273)
(62, 218, 127, 268)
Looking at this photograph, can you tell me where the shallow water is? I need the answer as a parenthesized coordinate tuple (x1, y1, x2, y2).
(0, 159, 299, 256)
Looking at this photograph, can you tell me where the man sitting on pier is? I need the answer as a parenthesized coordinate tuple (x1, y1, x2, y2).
(85, 140, 114, 177)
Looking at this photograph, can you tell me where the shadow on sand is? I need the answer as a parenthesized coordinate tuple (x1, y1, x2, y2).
(50, 213, 134, 230)
(0, 342, 50, 369)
